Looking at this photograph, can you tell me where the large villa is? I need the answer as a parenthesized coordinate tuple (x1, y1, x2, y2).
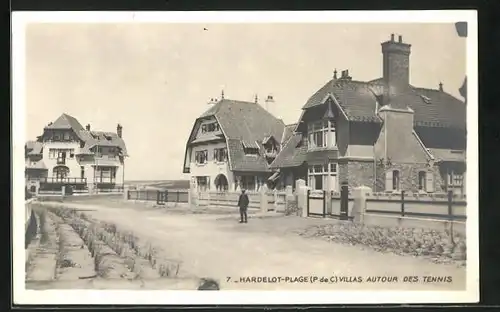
(183, 34, 467, 196)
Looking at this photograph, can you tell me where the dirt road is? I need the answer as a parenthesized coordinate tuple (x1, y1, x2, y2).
(40, 201, 466, 290)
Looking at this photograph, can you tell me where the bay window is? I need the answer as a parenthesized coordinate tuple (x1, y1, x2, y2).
(307, 121, 336, 149)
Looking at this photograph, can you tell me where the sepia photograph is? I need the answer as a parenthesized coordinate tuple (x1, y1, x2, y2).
(12, 11, 478, 305)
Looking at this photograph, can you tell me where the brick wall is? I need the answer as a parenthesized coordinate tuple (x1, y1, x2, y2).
(347, 160, 375, 189)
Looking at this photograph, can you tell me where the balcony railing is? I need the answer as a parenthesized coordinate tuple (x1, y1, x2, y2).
(94, 177, 116, 184)
(40, 177, 87, 184)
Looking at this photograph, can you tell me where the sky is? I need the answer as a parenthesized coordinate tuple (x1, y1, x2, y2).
(25, 23, 466, 181)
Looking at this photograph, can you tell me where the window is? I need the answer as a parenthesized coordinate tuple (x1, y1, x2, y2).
(69, 150, 75, 158)
(447, 169, 464, 187)
(80, 166, 85, 179)
(201, 125, 207, 133)
(214, 148, 228, 162)
(308, 162, 338, 191)
(197, 176, 209, 191)
(53, 166, 69, 180)
(244, 147, 260, 155)
(240, 176, 256, 191)
(195, 150, 208, 164)
(207, 122, 219, 132)
(111, 167, 117, 179)
(392, 170, 400, 191)
(418, 171, 426, 190)
(80, 141, 85, 148)
(307, 121, 336, 149)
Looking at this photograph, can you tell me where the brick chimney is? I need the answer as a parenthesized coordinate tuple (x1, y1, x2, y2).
(381, 34, 412, 87)
(86, 124, 91, 131)
(117, 124, 123, 138)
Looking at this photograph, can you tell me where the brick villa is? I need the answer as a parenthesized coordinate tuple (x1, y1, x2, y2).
(184, 34, 467, 196)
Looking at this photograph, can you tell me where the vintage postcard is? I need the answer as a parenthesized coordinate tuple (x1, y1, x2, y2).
(12, 10, 478, 305)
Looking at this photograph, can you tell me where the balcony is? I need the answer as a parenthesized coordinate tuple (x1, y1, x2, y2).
(40, 177, 87, 184)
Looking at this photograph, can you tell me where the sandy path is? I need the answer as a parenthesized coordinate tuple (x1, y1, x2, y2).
(41, 201, 466, 291)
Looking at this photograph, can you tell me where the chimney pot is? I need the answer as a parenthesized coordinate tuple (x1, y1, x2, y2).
(333, 69, 338, 79)
(398, 35, 403, 43)
(391, 34, 395, 41)
(439, 82, 444, 91)
(86, 124, 90, 131)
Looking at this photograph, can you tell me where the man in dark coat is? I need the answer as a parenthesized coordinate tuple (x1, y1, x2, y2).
(237, 189, 249, 223)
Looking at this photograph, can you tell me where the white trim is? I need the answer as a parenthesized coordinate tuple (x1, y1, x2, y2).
(338, 156, 375, 161)
(214, 115, 233, 171)
(379, 105, 414, 114)
(322, 93, 349, 120)
(412, 130, 435, 160)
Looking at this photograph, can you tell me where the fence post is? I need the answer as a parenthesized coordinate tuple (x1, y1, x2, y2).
(322, 190, 326, 218)
(401, 190, 405, 217)
(306, 189, 310, 217)
(340, 181, 349, 220)
(177, 191, 180, 203)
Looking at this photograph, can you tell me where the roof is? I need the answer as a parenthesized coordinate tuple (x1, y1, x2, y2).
(281, 123, 297, 145)
(193, 99, 286, 172)
(25, 141, 43, 155)
(35, 113, 128, 157)
(428, 148, 466, 162)
(302, 78, 466, 128)
(26, 160, 47, 170)
(270, 134, 307, 168)
(45, 113, 85, 131)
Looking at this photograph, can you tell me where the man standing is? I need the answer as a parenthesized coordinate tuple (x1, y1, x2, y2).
(237, 189, 249, 223)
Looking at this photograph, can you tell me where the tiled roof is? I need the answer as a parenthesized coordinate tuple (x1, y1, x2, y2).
(301, 78, 466, 128)
(33, 113, 128, 157)
(270, 134, 307, 168)
(281, 123, 297, 146)
(25, 141, 43, 155)
(227, 138, 271, 172)
(45, 113, 85, 131)
(196, 99, 286, 172)
(302, 79, 381, 123)
(26, 160, 47, 170)
(428, 148, 466, 162)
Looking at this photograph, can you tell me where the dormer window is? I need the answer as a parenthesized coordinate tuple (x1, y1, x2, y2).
(242, 141, 260, 155)
(202, 122, 220, 134)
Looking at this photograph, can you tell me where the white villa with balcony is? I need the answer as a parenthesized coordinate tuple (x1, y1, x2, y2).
(25, 113, 128, 193)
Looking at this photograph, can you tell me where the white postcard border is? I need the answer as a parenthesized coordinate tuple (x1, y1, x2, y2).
(12, 10, 479, 305)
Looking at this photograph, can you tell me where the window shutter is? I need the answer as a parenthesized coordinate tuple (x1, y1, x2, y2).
(385, 170, 393, 191)
(425, 171, 434, 193)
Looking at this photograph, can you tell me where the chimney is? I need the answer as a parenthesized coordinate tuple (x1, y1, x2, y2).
(117, 124, 123, 138)
(86, 124, 90, 131)
(340, 69, 352, 80)
(381, 33, 412, 87)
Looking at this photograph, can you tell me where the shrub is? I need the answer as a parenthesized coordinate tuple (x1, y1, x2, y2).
(300, 222, 466, 265)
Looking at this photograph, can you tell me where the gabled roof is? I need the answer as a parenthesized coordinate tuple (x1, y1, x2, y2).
(192, 99, 286, 172)
(270, 134, 307, 169)
(45, 113, 85, 131)
(36, 113, 128, 157)
(301, 78, 466, 128)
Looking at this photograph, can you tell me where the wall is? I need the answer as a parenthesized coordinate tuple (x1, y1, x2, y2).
(365, 192, 466, 218)
(347, 160, 375, 189)
(335, 111, 350, 157)
(362, 213, 465, 235)
(43, 141, 81, 178)
(189, 141, 232, 191)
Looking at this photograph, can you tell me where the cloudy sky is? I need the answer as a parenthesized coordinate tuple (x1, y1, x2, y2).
(25, 22, 465, 181)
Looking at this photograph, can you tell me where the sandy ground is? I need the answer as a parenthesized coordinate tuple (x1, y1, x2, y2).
(36, 200, 466, 291)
